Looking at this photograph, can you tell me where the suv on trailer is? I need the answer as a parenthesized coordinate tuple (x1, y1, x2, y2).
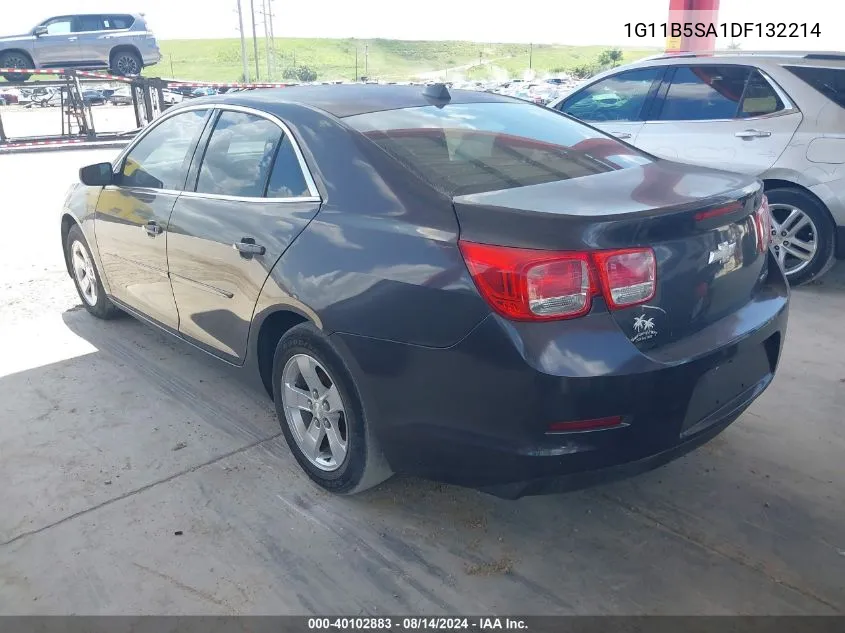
(549, 52, 845, 285)
(0, 13, 161, 82)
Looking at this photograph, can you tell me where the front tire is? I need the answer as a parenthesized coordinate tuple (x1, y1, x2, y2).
(65, 225, 121, 319)
(0, 51, 33, 82)
(272, 323, 392, 494)
(766, 187, 836, 286)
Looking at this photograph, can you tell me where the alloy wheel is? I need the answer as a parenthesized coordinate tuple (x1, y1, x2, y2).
(116, 55, 140, 76)
(768, 203, 818, 276)
(4, 54, 28, 68)
(281, 354, 348, 471)
(71, 240, 98, 306)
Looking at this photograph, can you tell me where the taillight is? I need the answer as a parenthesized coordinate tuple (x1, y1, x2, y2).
(459, 241, 656, 321)
(753, 195, 772, 253)
(458, 242, 593, 320)
(593, 248, 656, 309)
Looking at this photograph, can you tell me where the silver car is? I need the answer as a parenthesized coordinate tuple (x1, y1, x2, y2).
(0, 13, 161, 82)
(549, 52, 845, 285)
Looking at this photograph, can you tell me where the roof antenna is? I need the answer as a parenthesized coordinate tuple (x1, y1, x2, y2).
(423, 83, 451, 101)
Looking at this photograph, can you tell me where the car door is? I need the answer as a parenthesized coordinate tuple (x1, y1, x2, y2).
(555, 67, 665, 143)
(166, 107, 321, 363)
(634, 65, 803, 175)
(32, 16, 82, 66)
(94, 108, 211, 329)
(72, 15, 108, 66)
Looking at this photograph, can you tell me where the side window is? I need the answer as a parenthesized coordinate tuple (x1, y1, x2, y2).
(74, 16, 103, 32)
(785, 65, 845, 109)
(740, 71, 785, 117)
(196, 111, 282, 197)
(559, 68, 662, 122)
(44, 18, 74, 35)
(266, 136, 310, 198)
(120, 109, 209, 190)
(104, 15, 133, 30)
(658, 65, 751, 121)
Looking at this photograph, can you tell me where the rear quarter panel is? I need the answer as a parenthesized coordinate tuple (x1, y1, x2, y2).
(248, 102, 489, 349)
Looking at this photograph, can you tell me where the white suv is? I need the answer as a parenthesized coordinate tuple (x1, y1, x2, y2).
(549, 52, 845, 285)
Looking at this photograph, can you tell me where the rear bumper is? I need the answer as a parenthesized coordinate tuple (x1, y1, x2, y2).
(332, 258, 789, 498)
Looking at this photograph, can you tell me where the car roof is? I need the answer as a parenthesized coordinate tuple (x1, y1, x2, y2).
(207, 84, 519, 118)
(614, 51, 845, 70)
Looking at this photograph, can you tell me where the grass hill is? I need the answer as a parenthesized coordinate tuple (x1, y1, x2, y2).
(153, 38, 659, 83)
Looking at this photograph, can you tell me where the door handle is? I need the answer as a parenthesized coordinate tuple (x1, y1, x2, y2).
(735, 129, 772, 139)
(613, 132, 632, 139)
(233, 239, 266, 256)
(143, 221, 163, 236)
(68, 36, 78, 41)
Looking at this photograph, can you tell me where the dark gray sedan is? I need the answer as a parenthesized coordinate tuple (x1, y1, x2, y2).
(61, 85, 788, 498)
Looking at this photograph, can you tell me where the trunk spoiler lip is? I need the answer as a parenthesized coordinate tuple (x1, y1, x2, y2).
(453, 180, 763, 223)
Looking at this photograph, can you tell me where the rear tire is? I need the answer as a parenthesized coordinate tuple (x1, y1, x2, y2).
(766, 187, 836, 286)
(65, 225, 121, 319)
(0, 51, 33, 82)
(272, 323, 392, 494)
(110, 50, 142, 76)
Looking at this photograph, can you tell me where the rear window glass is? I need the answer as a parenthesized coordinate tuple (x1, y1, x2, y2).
(104, 15, 134, 29)
(344, 102, 652, 196)
(784, 65, 845, 109)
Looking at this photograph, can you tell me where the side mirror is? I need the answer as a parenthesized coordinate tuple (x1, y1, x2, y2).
(33, 25, 48, 36)
(79, 162, 114, 187)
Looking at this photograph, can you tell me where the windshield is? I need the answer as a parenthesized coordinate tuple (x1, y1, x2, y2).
(344, 102, 652, 196)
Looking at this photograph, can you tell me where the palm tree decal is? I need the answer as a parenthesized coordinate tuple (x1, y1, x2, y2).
(633, 315, 655, 333)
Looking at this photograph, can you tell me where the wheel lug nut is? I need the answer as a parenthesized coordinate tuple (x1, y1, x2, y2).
(324, 418, 331, 428)
(312, 390, 319, 399)
(783, 241, 789, 246)
(322, 400, 330, 410)
(781, 231, 787, 237)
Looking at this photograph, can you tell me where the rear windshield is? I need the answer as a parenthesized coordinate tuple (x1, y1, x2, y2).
(344, 102, 652, 196)
(784, 65, 845, 109)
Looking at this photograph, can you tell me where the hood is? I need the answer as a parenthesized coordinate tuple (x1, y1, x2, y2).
(0, 33, 34, 44)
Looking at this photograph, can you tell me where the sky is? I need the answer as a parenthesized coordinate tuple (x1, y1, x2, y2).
(5, 0, 841, 50)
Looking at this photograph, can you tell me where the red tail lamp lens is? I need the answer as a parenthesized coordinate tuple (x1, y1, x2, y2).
(593, 248, 656, 309)
(547, 416, 624, 433)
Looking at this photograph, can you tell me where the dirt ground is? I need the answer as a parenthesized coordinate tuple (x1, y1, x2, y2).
(0, 149, 843, 615)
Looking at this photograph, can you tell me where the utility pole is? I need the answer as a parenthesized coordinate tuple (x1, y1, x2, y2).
(365, 44, 368, 77)
(268, 0, 276, 78)
(262, 0, 271, 79)
(354, 48, 358, 82)
(236, 0, 249, 81)
(529, 43, 533, 70)
(250, 0, 260, 80)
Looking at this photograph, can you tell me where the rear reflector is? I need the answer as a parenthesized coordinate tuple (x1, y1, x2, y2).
(459, 241, 655, 321)
(547, 416, 624, 433)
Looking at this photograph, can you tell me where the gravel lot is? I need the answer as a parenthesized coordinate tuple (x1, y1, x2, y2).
(1, 149, 843, 615)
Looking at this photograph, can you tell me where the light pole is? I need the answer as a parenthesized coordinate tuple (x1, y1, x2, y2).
(236, 0, 249, 81)
(250, 0, 260, 80)
(268, 0, 276, 78)
(529, 43, 533, 70)
(262, 0, 271, 79)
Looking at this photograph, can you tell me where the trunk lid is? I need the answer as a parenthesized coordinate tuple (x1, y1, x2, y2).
(453, 160, 768, 351)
